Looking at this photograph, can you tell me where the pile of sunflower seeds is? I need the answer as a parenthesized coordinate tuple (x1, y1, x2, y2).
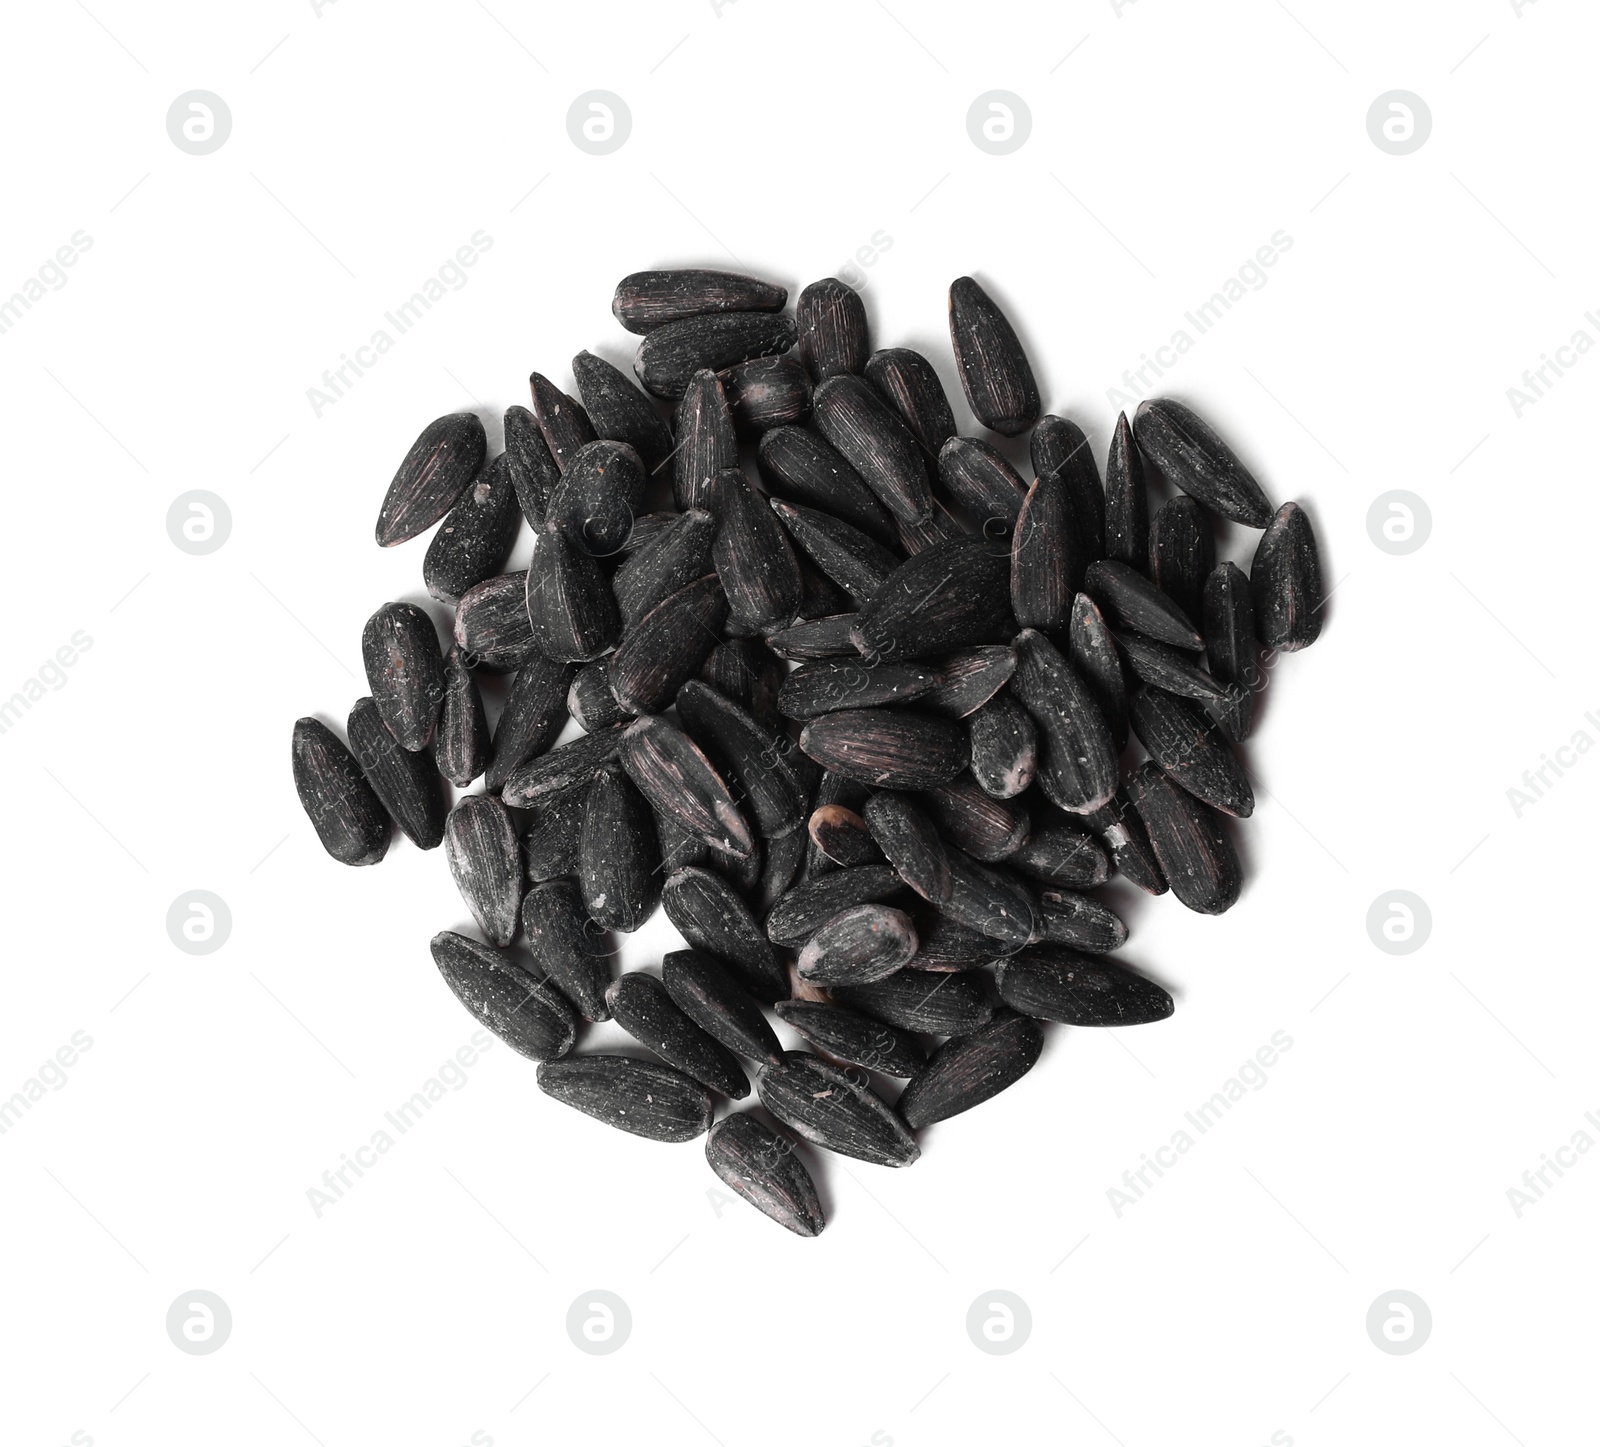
(291, 268, 1323, 1237)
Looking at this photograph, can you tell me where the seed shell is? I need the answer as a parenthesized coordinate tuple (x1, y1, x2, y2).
(501, 724, 627, 809)
(610, 508, 716, 631)
(503, 404, 559, 527)
(705, 1114, 826, 1237)
(753, 827, 808, 912)
(1032, 415, 1105, 563)
(862, 793, 952, 906)
(525, 530, 622, 663)
(937, 437, 1028, 534)
(423, 453, 521, 605)
(711, 469, 804, 630)
(897, 1011, 1044, 1129)
(1068, 593, 1129, 754)
(773, 1000, 926, 1079)
(766, 865, 908, 947)
(1251, 501, 1324, 652)
(756, 1052, 920, 1167)
(941, 847, 1036, 948)
(291, 718, 391, 866)
(797, 277, 869, 380)
(967, 692, 1038, 799)
(1035, 888, 1128, 953)
(529, 372, 596, 473)
(1128, 688, 1254, 818)
(673, 369, 737, 513)
(429, 931, 578, 1062)
(719, 355, 812, 435)
(445, 795, 523, 947)
(808, 805, 885, 870)
(766, 613, 862, 662)
(864, 347, 957, 461)
(779, 658, 942, 721)
(485, 653, 574, 795)
(522, 783, 590, 883)
(636, 311, 799, 400)
(921, 645, 1016, 718)
(1008, 817, 1110, 889)
(677, 678, 807, 840)
(797, 903, 918, 985)
(537, 1055, 714, 1142)
(437, 644, 490, 788)
(1115, 629, 1245, 716)
(612, 268, 788, 333)
(756, 425, 898, 547)
(347, 697, 446, 849)
(1011, 472, 1076, 632)
(1009, 628, 1119, 814)
(571, 349, 675, 473)
(812, 373, 934, 524)
(620, 716, 756, 861)
(362, 602, 445, 752)
(1134, 397, 1274, 527)
(921, 774, 1030, 861)
(699, 638, 784, 729)
(947, 276, 1040, 437)
(996, 944, 1174, 1026)
(1104, 410, 1150, 571)
(1201, 561, 1258, 741)
(894, 501, 966, 556)
(661, 866, 788, 1002)
(453, 571, 539, 673)
(771, 498, 899, 605)
(663, 950, 784, 1066)
(375, 412, 486, 547)
(568, 659, 629, 733)
(799, 707, 969, 790)
(1083, 558, 1203, 652)
(1125, 760, 1241, 914)
(1149, 494, 1214, 628)
(802, 771, 867, 878)
(851, 539, 1013, 664)
(608, 573, 728, 717)
(1083, 788, 1169, 896)
(579, 766, 662, 933)
(606, 972, 749, 1098)
(545, 439, 647, 558)
(831, 968, 994, 1036)
(520, 877, 614, 1021)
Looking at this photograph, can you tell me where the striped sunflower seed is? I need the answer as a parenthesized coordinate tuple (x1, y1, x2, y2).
(571, 349, 675, 473)
(831, 967, 994, 1035)
(1201, 561, 1257, 741)
(771, 498, 898, 605)
(1033, 415, 1106, 562)
(606, 972, 748, 1098)
(1082, 788, 1168, 896)
(753, 827, 808, 913)
(778, 658, 942, 721)
(807, 804, 885, 870)
(773, 1000, 926, 1079)
(1008, 817, 1110, 889)
(612, 268, 787, 334)
(568, 658, 628, 732)
(921, 774, 1030, 862)
(375, 412, 486, 547)
(661, 866, 788, 1002)
(812, 373, 934, 524)
(503, 404, 558, 527)
(621, 716, 755, 861)
(501, 724, 627, 809)
(529, 372, 596, 472)
(677, 679, 807, 840)
(579, 765, 661, 933)
(484, 653, 573, 794)
(1068, 592, 1129, 754)
(851, 539, 1013, 664)
(905, 909, 1005, 969)
(705, 1114, 826, 1237)
(525, 529, 621, 663)
(863, 347, 957, 462)
(941, 847, 1036, 948)
(947, 276, 1040, 437)
(522, 783, 590, 883)
(362, 602, 445, 751)
(699, 638, 784, 729)
(894, 500, 966, 556)
(1035, 888, 1128, 953)
(766, 613, 861, 662)
(437, 644, 490, 788)
(612, 508, 717, 630)
(862, 793, 952, 907)
(619, 511, 676, 554)
(711, 468, 803, 630)
(799, 707, 969, 789)
(796, 562, 853, 621)
(797, 904, 919, 985)
(1083, 558, 1203, 652)
(521, 877, 614, 1021)
(937, 437, 1028, 535)
(1252, 501, 1323, 652)
(921, 645, 1016, 718)
(708, 835, 763, 893)
(798, 277, 869, 380)
(545, 439, 647, 558)
(454, 571, 539, 673)
(756, 1052, 919, 1167)
(537, 1055, 714, 1142)
(1128, 688, 1254, 819)
(803, 771, 868, 877)
(663, 949, 784, 1065)
(1149, 494, 1214, 629)
(444, 795, 522, 946)
(756, 425, 898, 547)
(423, 453, 521, 605)
(347, 697, 446, 849)
(1125, 760, 1241, 914)
(608, 573, 728, 717)
(996, 945, 1174, 1026)
(1011, 471, 1077, 631)
(674, 369, 737, 513)
(429, 931, 578, 1062)
(766, 865, 908, 947)
(291, 718, 391, 866)
(656, 810, 711, 874)
(719, 355, 812, 436)
(1133, 397, 1274, 528)
(635, 311, 799, 400)
(897, 1010, 1043, 1129)
(968, 691, 1038, 799)
(1114, 628, 1246, 720)
(1010, 628, 1119, 814)
(1104, 410, 1150, 571)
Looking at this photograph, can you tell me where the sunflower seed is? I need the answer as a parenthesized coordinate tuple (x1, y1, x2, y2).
(1104, 410, 1149, 571)
(1010, 628, 1118, 814)
(1035, 888, 1127, 952)
(521, 877, 614, 1021)
(797, 277, 869, 380)
(800, 707, 968, 789)
(898, 1010, 1043, 1128)
(894, 501, 966, 556)
(612, 268, 788, 333)
(538, 1055, 714, 1141)
(937, 437, 1027, 535)
(832, 968, 994, 1035)
(709, 835, 764, 894)
(851, 539, 1013, 664)
(436, 645, 490, 788)
(655, 810, 711, 873)
(753, 827, 807, 912)
(608, 509, 715, 632)
(1201, 561, 1257, 741)
(429, 931, 578, 1062)
(1083, 558, 1203, 652)
(711, 469, 803, 630)
(605, 972, 748, 1098)
(795, 562, 854, 622)
(423, 453, 521, 604)
(608, 574, 728, 717)
(347, 697, 446, 849)
(502, 724, 627, 809)
(621, 716, 755, 861)
(529, 371, 596, 473)
(568, 659, 628, 732)
(1125, 760, 1241, 914)
(779, 658, 942, 721)
(445, 795, 522, 946)
(545, 439, 647, 558)
(661, 866, 788, 1002)
(755, 425, 898, 547)
(677, 679, 806, 840)
(766, 865, 906, 947)
(1114, 628, 1242, 716)
(522, 783, 590, 883)
(773, 1001, 925, 1078)
(672, 369, 736, 512)
(1011, 472, 1075, 632)
(797, 903, 918, 985)
(864, 346, 957, 461)
(578, 766, 662, 933)
(362, 602, 445, 751)
(485, 653, 574, 794)
(1149, 494, 1214, 628)
(1082, 788, 1168, 896)
(771, 499, 898, 606)
(942, 847, 1036, 948)
(862, 793, 951, 907)
(995, 944, 1173, 1026)
(455, 571, 538, 672)
(804, 772, 868, 877)
(1032, 415, 1105, 562)
(756, 1052, 919, 1167)
(291, 718, 391, 866)
(620, 511, 677, 555)
(921, 645, 1016, 718)
(375, 412, 486, 547)
(1008, 817, 1110, 889)
(1252, 501, 1323, 652)
(1068, 593, 1129, 754)
(699, 638, 784, 729)
(705, 1114, 826, 1236)
(968, 692, 1037, 799)
(946, 275, 1039, 436)
(1134, 397, 1274, 527)
(636, 311, 799, 400)
(921, 774, 1029, 861)
(571, 349, 675, 473)
(905, 908, 1004, 969)
(503, 404, 558, 527)
(807, 804, 885, 870)
(717, 355, 812, 437)
(525, 530, 622, 663)
(1128, 688, 1254, 818)
(766, 613, 862, 662)
(664, 949, 784, 1065)
(812, 373, 934, 524)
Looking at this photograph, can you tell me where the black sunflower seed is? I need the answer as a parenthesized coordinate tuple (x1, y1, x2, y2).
(612, 268, 788, 334)
(756, 1052, 919, 1167)
(673, 369, 737, 513)
(503, 404, 558, 527)
(375, 412, 486, 547)
(1011, 472, 1075, 632)
(636, 311, 799, 400)
(797, 904, 918, 985)
(1128, 688, 1254, 818)
(921, 774, 1030, 862)
(571, 349, 675, 473)
(708, 835, 764, 894)
(619, 511, 677, 554)
(897, 1011, 1043, 1129)
(795, 562, 854, 621)
(1068, 592, 1129, 754)
(546, 439, 647, 558)
(1010, 628, 1118, 814)
(864, 346, 957, 462)
(766, 865, 907, 947)
(968, 691, 1038, 799)
(608, 574, 728, 717)
(655, 810, 711, 874)
(347, 696, 446, 849)
(437, 644, 490, 788)
(812, 373, 934, 524)
(995, 944, 1174, 1026)
(1104, 410, 1149, 571)
(1083, 558, 1203, 652)
(445, 794, 523, 946)
(362, 602, 445, 751)
(501, 724, 627, 809)
(799, 707, 969, 789)
(1008, 816, 1110, 889)
(1032, 415, 1105, 563)
(525, 530, 622, 663)
(1035, 888, 1127, 953)
(1125, 760, 1241, 914)
(291, 718, 391, 866)
(802, 771, 866, 877)
(1201, 561, 1257, 741)
(611, 508, 717, 631)
(484, 653, 573, 795)
(429, 931, 578, 1062)
(941, 847, 1036, 948)
(705, 1114, 825, 1236)
(797, 277, 869, 380)
(766, 613, 862, 661)
(1149, 494, 1214, 628)
(921, 645, 1016, 718)
(711, 469, 803, 631)
(661, 866, 788, 1002)
(947, 276, 1039, 437)
(755, 425, 898, 547)
(606, 972, 748, 1098)
(521, 877, 614, 1021)
(1114, 628, 1241, 714)
(771, 498, 899, 606)
(832, 968, 994, 1035)
(1082, 788, 1168, 896)
(937, 436, 1028, 535)
(522, 783, 590, 883)
(779, 658, 941, 721)
(894, 501, 966, 556)
(773, 1001, 926, 1079)
(664, 949, 784, 1065)
(851, 539, 1013, 664)
(719, 355, 812, 436)
(1134, 397, 1274, 527)
(677, 678, 806, 841)
(753, 827, 808, 912)
(904, 909, 1002, 969)
(862, 793, 951, 907)
(621, 715, 756, 860)
(454, 572, 538, 673)
(579, 765, 661, 933)
(567, 659, 629, 732)
(423, 453, 521, 605)
(537, 1055, 714, 1141)
(529, 372, 596, 473)
(699, 638, 784, 729)
(807, 805, 885, 870)
(1252, 501, 1323, 652)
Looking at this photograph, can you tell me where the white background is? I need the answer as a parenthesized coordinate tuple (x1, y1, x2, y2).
(2, 0, 1595, 1443)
